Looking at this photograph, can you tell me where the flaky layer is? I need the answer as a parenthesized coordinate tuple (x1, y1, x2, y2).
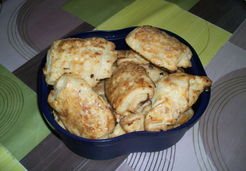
(116, 50, 149, 66)
(120, 113, 145, 133)
(126, 25, 192, 71)
(145, 72, 211, 131)
(43, 38, 117, 87)
(48, 74, 115, 139)
(105, 62, 155, 115)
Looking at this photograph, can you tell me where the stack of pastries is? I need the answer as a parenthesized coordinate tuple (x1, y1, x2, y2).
(44, 25, 212, 139)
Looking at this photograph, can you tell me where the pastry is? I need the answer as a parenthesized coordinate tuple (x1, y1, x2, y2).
(48, 74, 115, 139)
(145, 72, 211, 131)
(43, 38, 117, 87)
(105, 62, 155, 115)
(126, 25, 192, 71)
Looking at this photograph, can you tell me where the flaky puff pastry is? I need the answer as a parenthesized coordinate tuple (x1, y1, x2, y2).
(93, 80, 109, 103)
(166, 108, 194, 130)
(116, 50, 168, 84)
(145, 72, 211, 131)
(109, 123, 126, 138)
(120, 113, 145, 133)
(117, 100, 151, 133)
(43, 38, 117, 87)
(105, 62, 155, 115)
(142, 64, 168, 84)
(126, 26, 192, 71)
(48, 74, 115, 139)
(116, 50, 149, 66)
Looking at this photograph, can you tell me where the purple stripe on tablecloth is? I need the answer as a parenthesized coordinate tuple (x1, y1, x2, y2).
(17, 0, 83, 51)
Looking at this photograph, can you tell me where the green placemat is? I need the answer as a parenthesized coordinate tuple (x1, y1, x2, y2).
(0, 65, 50, 160)
(0, 144, 26, 171)
(166, 0, 199, 10)
(62, 0, 134, 26)
(96, 0, 231, 66)
(62, 0, 199, 27)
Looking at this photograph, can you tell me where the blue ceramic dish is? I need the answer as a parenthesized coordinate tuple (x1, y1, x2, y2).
(38, 27, 211, 160)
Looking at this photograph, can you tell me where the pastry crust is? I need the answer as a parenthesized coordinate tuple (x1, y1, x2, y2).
(43, 38, 117, 87)
(109, 123, 126, 138)
(120, 113, 145, 133)
(116, 50, 149, 66)
(116, 50, 168, 83)
(142, 64, 168, 84)
(105, 62, 155, 115)
(126, 26, 192, 71)
(176, 107, 194, 126)
(145, 72, 211, 131)
(166, 108, 194, 130)
(48, 74, 115, 139)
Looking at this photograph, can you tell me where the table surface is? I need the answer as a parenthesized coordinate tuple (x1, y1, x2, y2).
(8, 0, 246, 170)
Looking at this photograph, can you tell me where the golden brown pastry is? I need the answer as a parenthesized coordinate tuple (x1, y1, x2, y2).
(145, 72, 211, 131)
(109, 123, 126, 138)
(43, 38, 117, 87)
(48, 74, 115, 139)
(93, 80, 109, 102)
(166, 108, 194, 130)
(53, 111, 66, 129)
(93, 80, 105, 96)
(116, 50, 149, 66)
(142, 64, 168, 84)
(116, 50, 168, 83)
(135, 100, 152, 114)
(115, 99, 151, 133)
(118, 100, 150, 133)
(120, 113, 145, 133)
(176, 108, 194, 126)
(126, 25, 192, 71)
(105, 62, 155, 115)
